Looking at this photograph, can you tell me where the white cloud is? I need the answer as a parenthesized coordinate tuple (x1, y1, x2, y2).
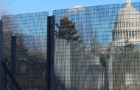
(66, 6, 87, 16)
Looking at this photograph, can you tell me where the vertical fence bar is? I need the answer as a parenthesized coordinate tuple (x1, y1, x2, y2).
(0, 20, 3, 90)
(47, 16, 55, 90)
(10, 36, 16, 90)
(3, 59, 7, 90)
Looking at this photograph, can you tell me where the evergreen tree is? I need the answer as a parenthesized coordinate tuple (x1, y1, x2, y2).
(56, 16, 81, 42)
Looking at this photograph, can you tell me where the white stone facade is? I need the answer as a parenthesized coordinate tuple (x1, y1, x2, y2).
(54, 39, 71, 89)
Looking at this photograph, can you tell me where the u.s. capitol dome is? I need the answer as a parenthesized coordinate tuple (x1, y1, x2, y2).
(113, 0, 140, 46)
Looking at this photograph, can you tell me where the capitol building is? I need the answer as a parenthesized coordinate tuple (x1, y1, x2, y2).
(113, 0, 140, 46)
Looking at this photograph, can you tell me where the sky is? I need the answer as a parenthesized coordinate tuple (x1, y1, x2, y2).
(2, 0, 140, 15)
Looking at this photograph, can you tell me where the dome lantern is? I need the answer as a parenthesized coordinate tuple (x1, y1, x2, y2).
(126, 0, 131, 6)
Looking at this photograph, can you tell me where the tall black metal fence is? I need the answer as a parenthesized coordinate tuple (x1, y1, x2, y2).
(1, 2, 140, 90)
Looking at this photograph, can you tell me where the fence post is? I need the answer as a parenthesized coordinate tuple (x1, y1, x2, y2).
(47, 16, 55, 90)
(3, 59, 7, 90)
(10, 36, 16, 90)
(0, 20, 2, 90)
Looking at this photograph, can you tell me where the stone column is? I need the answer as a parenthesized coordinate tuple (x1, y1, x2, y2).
(121, 31, 123, 39)
(116, 31, 118, 40)
(137, 31, 138, 38)
(138, 31, 139, 38)
(128, 31, 130, 38)
(118, 31, 120, 39)
(124, 31, 126, 39)
(133, 31, 134, 38)
(122, 31, 123, 38)
(126, 31, 127, 39)
(130, 30, 132, 38)
(115, 32, 117, 40)
(129, 31, 132, 38)
(126, 31, 127, 38)
(138, 31, 140, 38)
(136, 31, 139, 38)
(131, 30, 132, 38)
(123, 31, 125, 39)
(135, 31, 136, 38)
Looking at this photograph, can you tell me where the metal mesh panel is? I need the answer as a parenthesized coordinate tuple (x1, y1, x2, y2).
(2, 12, 48, 90)
(53, 2, 140, 90)
(1, 1, 140, 90)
